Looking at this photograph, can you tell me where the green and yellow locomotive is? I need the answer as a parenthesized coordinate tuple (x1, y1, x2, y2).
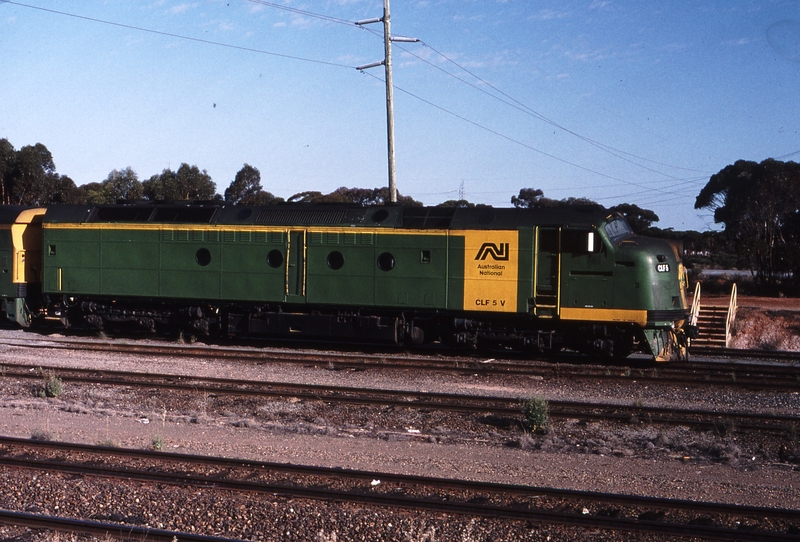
(2, 203, 691, 361)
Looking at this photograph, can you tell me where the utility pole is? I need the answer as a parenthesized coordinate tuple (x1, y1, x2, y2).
(382, 0, 397, 203)
(356, 0, 418, 203)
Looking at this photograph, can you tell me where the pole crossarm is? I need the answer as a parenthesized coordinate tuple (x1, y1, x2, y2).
(352, 0, 417, 204)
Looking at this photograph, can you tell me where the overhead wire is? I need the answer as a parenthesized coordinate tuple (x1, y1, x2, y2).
(357, 71, 636, 186)
(357, 18, 709, 181)
(354, 22, 710, 199)
(243, 0, 354, 27)
(0, 0, 353, 68)
(407, 41, 710, 179)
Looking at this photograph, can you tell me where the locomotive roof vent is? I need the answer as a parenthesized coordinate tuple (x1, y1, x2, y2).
(152, 207, 217, 223)
(255, 208, 347, 225)
(402, 207, 455, 229)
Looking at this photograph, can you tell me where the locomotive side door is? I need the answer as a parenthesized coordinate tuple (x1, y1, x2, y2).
(533, 226, 560, 317)
(285, 230, 306, 302)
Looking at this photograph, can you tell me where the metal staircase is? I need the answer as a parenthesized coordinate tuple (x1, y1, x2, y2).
(689, 283, 738, 348)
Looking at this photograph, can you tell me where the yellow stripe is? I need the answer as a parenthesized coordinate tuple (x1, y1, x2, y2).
(560, 307, 648, 327)
(42, 223, 449, 236)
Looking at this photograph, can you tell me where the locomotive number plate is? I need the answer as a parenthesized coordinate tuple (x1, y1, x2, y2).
(656, 263, 670, 273)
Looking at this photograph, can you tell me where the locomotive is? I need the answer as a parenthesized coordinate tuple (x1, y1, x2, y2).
(0, 202, 691, 361)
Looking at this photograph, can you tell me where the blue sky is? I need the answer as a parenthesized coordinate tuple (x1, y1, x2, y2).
(1, 1, 799, 231)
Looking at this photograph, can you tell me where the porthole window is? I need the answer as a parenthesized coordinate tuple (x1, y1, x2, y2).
(327, 251, 345, 270)
(195, 248, 212, 266)
(377, 252, 395, 271)
(371, 209, 389, 223)
(267, 249, 284, 268)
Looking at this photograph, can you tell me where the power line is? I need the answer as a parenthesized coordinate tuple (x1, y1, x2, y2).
(402, 41, 710, 179)
(244, 0, 355, 27)
(361, 69, 693, 199)
(0, 0, 352, 68)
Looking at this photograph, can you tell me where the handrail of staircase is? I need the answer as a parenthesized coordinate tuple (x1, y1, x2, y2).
(725, 283, 738, 348)
(689, 280, 701, 327)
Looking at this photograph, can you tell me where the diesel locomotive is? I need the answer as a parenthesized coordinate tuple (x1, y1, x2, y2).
(0, 202, 691, 361)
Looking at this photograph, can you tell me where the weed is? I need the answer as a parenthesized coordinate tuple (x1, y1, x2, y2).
(150, 435, 164, 451)
(36, 369, 63, 398)
(522, 395, 550, 434)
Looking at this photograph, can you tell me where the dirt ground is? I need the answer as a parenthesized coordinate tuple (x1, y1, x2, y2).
(703, 295, 800, 351)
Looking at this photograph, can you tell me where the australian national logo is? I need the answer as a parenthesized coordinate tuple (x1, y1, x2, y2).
(462, 231, 518, 312)
(474, 242, 510, 261)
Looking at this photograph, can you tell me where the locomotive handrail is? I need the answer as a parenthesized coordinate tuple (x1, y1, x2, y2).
(725, 283, 738, 348)
(689, 280, 701, 327)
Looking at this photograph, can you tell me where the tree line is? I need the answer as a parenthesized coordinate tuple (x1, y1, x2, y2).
(2, 138, 798, 293)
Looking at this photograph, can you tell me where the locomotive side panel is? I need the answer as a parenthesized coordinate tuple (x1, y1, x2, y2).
(43, 226, 101, 294)
(445, 234, 465, 312)
(305, 229, 375, 306)
(158, 228, 221, 300)
(220, 228, 286, 302)
(98, 227, 160, 297)
(373, 232, 449, 309)
(560, 228, 612, 310)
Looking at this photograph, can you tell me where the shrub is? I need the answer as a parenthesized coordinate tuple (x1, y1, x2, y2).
(36, 369, 63, 398)
(522, 395, 550, 433)
(150, 435, 164, 451)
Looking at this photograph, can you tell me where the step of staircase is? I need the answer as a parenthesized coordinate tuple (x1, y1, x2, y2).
(691, 304, 729, 347)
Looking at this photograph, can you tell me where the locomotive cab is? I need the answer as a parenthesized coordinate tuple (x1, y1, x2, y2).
(599, 213, 690, 361)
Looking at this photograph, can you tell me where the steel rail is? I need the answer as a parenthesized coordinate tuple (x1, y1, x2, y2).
(0, 509, 243, 542)
(3, 366, 798, 433)
(0, 437, 797, 541)
(691, 345, 800, 361)
(4, 335, 800, 391)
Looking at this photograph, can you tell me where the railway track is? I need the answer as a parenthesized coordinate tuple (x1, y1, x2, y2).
(0, 437, 797, 541)
(3, 364, 797, 435)
(3, 334, 800, 392)
(690, 345, 800, 361)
